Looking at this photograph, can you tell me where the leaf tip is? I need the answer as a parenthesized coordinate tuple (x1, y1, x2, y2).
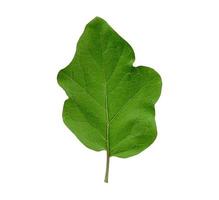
(89, 16, 107, 26)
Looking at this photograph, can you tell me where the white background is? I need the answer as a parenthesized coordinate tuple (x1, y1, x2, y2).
(0, 0, 219, 199)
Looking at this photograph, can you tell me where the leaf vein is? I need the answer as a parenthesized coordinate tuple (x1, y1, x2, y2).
(61, 71, 103, 108)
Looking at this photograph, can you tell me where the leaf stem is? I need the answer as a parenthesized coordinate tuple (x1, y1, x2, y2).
(104, 123, 110, 183)
(104, 151, 110, 183)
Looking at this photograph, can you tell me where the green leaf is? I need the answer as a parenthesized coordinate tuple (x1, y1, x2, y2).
(57, 17, 162, 182)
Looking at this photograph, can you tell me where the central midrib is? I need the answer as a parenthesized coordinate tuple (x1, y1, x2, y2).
(104, 82, 110, 183)
(105, 85, 110, 153)
(99, 31, 111, 182)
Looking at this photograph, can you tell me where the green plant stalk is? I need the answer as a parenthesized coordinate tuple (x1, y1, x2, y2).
(104, 151, 110, 183)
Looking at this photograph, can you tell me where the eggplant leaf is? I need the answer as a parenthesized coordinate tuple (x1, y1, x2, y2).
(57, 17, 162, 182)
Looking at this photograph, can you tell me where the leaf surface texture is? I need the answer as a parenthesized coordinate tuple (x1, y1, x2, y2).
(57, 17, 162, 159)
